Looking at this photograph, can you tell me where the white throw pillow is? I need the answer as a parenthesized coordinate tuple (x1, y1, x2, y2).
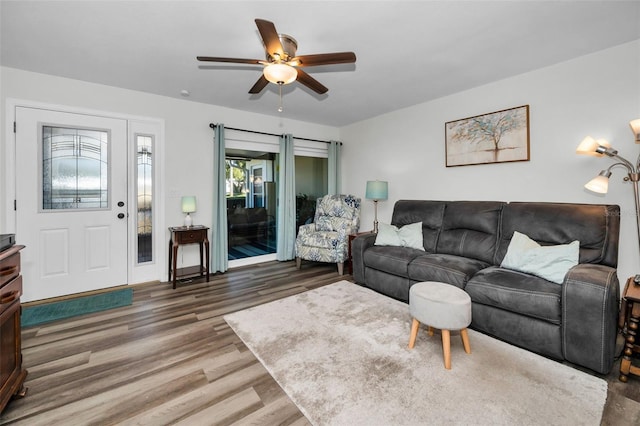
(501, 231, 579, 284)
(375, 222, 424, 251)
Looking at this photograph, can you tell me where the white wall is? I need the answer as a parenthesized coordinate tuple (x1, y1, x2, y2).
(1, 66, 339, 271)
(340, 40, 640, 285)
(2, 40, 639, 285)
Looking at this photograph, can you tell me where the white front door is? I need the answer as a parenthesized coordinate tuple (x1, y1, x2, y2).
(15, 107, 128, 302)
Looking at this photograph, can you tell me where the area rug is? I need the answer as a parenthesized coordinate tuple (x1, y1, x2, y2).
(224, 280, 607, 426)
(21, 287, 134, 327)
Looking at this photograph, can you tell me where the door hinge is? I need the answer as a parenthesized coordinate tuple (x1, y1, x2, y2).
(14, 200, 17, 211)
(13, 121, 16, 133)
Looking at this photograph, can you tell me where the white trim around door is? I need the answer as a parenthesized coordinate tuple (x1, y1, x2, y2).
(4, 99, 165, 301)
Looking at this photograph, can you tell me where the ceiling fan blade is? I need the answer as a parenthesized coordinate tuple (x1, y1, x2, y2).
(293, 52, 356, 67)
(197, 56, 263, 65)
(249, 75, 269, 94)
(296, 69, 328, 94)
(255, 19, 284, 59)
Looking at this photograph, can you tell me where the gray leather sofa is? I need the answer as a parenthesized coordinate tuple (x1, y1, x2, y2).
(352, 200, 620, 374)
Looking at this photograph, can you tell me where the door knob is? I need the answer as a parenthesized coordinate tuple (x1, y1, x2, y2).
(117, 213, 125, 219)
(117, 201, 125, 207)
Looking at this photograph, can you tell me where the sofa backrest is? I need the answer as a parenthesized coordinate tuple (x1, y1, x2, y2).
(437, 201, 504, 264)
(391, 200, 445, 253)
(390, 200, 620, 268)
(496, 202, 620, 267)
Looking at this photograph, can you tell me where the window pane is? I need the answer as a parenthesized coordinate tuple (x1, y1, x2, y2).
(295, 156, 328, 232)
(42, 126, 108, 210)
(136, 135, 153, 263)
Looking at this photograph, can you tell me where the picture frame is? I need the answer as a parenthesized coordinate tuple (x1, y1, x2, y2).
(445, 105, 530, 167)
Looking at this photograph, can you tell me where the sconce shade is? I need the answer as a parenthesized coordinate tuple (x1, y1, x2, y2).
(576, 136, 612, 156)
(263, 63, 297, 84)
(181, 196, 197, 213)
(584, 170, 611, 194)
(365, 181, 388, 201)
(630, 118, 640, 142)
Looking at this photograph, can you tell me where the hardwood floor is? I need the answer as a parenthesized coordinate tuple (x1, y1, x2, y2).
(2, 260, 640, 425)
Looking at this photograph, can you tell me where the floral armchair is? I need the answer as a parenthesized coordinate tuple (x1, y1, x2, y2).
(295, 194, 361, 275)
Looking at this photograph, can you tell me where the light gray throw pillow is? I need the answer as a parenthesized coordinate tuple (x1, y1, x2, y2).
(501, 231, 579, 284)
(375, 222, 424, 251)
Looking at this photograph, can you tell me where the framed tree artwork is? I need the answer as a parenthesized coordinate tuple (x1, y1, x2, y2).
(445, 105, 530, 167)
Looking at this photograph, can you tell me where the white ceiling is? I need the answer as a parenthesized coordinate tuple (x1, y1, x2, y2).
(1, 1, 639, 127)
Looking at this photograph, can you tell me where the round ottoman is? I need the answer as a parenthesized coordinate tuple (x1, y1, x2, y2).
(407, 281, 472, 369)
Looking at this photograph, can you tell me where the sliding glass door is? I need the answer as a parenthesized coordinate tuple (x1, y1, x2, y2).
(226, 149, 277, 260)
(224, 131, 331, 266)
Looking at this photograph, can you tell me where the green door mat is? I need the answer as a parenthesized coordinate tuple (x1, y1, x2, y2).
(21, 288, 134, 327)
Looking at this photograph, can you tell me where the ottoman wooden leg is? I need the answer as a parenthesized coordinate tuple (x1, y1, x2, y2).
(442, 329, 451, 369)
(428, 326, 434, 337)
(408, 318, 420, 349)
(460, 328, 471, 354)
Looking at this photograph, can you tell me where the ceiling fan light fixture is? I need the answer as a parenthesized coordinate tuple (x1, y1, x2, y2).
(263, 63, 297, 85)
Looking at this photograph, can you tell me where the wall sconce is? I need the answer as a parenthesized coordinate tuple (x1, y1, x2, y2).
(576, 119, 640, 251)
(181, 196, 197, 228)
(365, 180, 388, 233)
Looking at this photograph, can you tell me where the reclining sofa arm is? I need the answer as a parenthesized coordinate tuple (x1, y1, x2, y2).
(352, 234, 377, 284)
(562, 264, 620, 374)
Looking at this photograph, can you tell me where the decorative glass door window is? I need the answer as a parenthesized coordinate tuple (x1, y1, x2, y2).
(42, 126, 109, 210)
(136, 135, 153, 263)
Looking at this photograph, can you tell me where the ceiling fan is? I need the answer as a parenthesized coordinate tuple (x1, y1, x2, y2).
(197, 19, 356, 97)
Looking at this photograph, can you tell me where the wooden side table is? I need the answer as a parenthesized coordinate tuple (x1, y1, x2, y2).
(619, 275, 640, 382)
(168, 226, 210, 289)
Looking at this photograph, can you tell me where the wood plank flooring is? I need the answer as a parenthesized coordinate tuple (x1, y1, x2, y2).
(2, 260, 640, 425)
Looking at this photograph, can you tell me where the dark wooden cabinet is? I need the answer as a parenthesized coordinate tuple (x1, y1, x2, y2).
(0, 245, 27, 413)
(620, 276, 640, 382)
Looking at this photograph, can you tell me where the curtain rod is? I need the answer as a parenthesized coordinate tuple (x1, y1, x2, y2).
(209, 123, 341, 145)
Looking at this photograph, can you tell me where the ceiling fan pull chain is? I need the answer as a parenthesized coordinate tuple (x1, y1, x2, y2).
(278, 83, 284, 112)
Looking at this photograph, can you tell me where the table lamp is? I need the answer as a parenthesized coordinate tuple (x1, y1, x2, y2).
(365, 180, 388, 233)
(181, 196, 196, 227)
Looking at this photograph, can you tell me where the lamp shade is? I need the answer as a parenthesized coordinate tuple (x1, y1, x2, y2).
(630, 118, 640, 142)
(576, 136, 613, 157)
(263, 63, 297, 85)
(181, 196, 197, 213)
(584, 171, 611, 194)
(365, 181, 388, 201)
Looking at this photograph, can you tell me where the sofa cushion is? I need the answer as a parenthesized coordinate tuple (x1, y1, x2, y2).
(296, 230, 340, 249)
(496, 202, 620, 267)
(465, 266, 562, 324)
(316, 216, 351, 232)
(437, 201, 503, 264)
(363, 246, 425, 277)
(365, 268, 413, 303)
(471, 303, 563, 360)
(407, 254, 489, 289)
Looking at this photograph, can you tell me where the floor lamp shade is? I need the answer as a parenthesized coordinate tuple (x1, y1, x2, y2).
(365, 181, 388, 233)
(181, 196, 196, 227)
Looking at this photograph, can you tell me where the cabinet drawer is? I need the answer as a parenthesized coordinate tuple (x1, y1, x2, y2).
(0, 275, 22, 307)
(0, 252, 20, 288)
(175, 229, 206, 244)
